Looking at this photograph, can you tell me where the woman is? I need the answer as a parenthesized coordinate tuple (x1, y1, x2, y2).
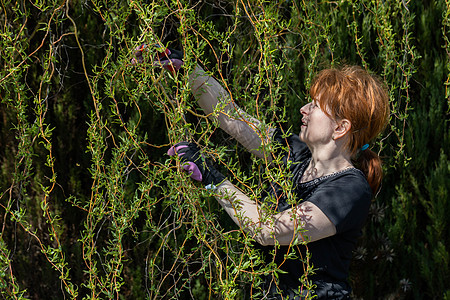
(155, 48, 390, 299)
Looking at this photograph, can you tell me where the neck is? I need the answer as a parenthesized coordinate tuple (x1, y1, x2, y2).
(302, 143, 353, 182)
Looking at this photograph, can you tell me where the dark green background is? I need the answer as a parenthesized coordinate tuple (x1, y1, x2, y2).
(0, 0, 449, 299)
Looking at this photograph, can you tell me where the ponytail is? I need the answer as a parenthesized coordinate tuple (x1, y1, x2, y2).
(353, 149, 383, 195)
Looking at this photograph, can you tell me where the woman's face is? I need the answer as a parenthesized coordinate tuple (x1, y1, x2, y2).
(299, 100, 337, 147)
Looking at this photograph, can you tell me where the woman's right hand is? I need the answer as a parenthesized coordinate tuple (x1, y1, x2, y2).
(132, 43, 184, 73)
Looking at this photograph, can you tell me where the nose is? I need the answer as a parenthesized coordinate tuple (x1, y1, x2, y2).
(300, 102, 311, 115)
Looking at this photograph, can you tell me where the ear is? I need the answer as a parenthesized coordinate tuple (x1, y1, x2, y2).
(333, 119, 351, 140)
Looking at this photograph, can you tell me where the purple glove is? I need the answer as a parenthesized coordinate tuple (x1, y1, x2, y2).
(167, 142, 226, 186)
(132, 44, 183, 74)
(167, 143, 203, 181)
(131, 43, 148, 65)
(157, 47, 184, 73)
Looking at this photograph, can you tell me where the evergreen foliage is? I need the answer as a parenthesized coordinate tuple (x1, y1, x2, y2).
(0, 0, 449, 299)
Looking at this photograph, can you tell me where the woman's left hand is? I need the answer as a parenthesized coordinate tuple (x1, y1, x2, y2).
(167, 142, 226, 187)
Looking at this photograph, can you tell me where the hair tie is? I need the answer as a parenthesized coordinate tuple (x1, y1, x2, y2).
(361, 144, 369, 151)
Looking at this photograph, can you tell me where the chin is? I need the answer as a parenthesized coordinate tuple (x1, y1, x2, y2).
(298, 132, 312, 149)
(298, 132, 306, 142)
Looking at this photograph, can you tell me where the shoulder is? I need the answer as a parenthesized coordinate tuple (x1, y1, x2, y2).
(306, 169, 372, 233)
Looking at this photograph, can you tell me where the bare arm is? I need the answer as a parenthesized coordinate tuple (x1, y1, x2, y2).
(189, 65, 274, 159)
(215, 180, 337, 246)
(187, 66, 336, 245)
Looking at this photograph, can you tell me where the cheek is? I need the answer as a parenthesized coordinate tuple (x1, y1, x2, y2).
(316, 110, 335, 127)
(309, 115, 336, 140)
(322, 117, 335, 129)
(318, 118, 336, 134)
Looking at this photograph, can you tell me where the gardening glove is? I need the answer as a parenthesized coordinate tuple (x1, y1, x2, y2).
(167, 142, 226, 188)
(132, 43, 183, 73)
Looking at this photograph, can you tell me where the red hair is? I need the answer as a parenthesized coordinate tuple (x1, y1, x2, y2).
(310, 66, 390, 194)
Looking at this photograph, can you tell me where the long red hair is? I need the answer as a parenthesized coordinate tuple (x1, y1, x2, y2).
(310, 66, 390, 194)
